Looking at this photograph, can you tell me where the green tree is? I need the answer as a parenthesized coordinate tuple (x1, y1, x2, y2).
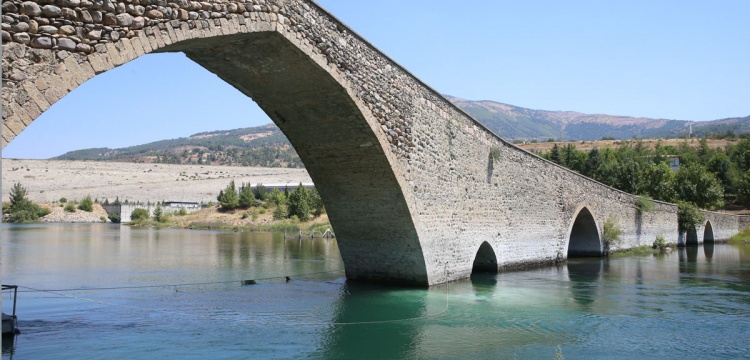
(642, 163, 676, 202)
(268, 188, 286, 207)
(9, 182, 31, 213)
(286, 184, 311, 221)
(736, 170, 750, 206)
(253, 183, 267, 200)
(674, 163, 724, 209)
(272, 204, 286, 220)
(583, 148, 603, 178)
(706, 152, 733, 189)
(78, 195, 94, 212)
(6, 182, 50, 222)
(153, 203, 164, 222)
(217, 180, 239, 210)
(238, 183, 256, 208)
(309, 188, 325, 217)
(677, 201, 704, 234)
(548, 144, 562, 165)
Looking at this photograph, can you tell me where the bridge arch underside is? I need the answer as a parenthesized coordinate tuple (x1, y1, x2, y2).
(10, 31, 427, 285)
(471, 241, 498, 275)
(704, 221, 715, 244)
(567, 208, 602, 258)
(161, 32, 427, 284)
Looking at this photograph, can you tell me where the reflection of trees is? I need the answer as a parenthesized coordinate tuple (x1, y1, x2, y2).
(566, 259, 602, 309)
(317, 282, 429, 359)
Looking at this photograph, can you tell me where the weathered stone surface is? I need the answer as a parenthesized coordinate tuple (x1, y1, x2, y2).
(59, 25, 76, 35)
(11, 22, 30, 33)
(11, 32, 31, 44)
(39, 25, 59, 34)
(29, 36, 53, 48)
(41, 5, 62, 17)
(131, 16, 145, 29)
(57, 37, 77, 51)
(20, 2, 42, 17)
(115, 13, 133, 26)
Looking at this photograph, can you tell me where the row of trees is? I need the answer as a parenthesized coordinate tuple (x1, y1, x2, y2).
(540, 138, 750, 210)
(216, 181, 324, 222)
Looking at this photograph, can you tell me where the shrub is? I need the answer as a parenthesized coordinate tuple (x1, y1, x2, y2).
(59, 197, 67, 203)
(64, 202, 77, 213)
(272, 204, 286, 220)
(251, 209, 259, 221)
(108, 212, 121, 223)
(677, 201, 704, 234)
(602, 216, 622, 253)
(178, 207, 187, 216)
(130, 208, 150, 221)
(652, 235, 669, 252)
(241, 212, 249, 219)
(635, 196, 655, 213)
(78, 195, 94, 212)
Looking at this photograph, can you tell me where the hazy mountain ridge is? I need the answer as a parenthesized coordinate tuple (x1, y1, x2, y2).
(53, 98, 750, 164)
(447, 96, 750, 140)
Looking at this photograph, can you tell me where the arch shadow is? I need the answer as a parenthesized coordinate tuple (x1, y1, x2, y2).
(703, 221, 715, 244)
(567, 206, 602, 258)
(471, 241, 499, 275)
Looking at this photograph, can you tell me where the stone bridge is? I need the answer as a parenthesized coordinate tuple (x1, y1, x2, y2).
(1, 0, 742, 285)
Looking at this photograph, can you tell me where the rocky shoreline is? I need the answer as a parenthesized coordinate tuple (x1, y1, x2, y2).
(39, 202, 111, 223)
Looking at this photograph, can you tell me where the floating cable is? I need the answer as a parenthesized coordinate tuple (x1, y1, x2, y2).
(14, 267, 452, 326)
(16, 269, 345, 292)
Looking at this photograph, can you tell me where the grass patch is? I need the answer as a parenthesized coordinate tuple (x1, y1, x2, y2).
(729, 226, 750, 244)
(611, 245, 657, 258)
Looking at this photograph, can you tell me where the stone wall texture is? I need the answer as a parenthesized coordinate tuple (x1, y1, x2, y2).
(2, 0, 743, 285)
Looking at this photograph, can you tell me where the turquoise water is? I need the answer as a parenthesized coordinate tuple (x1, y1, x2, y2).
(2, 223, 749, 359)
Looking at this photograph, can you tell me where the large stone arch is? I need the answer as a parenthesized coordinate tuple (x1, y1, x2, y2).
(566, 204, 602, 258)
(1, 1, 429, 285)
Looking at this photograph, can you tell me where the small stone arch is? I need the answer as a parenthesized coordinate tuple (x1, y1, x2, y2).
(703, 221, 715, 244)
(566, 204, 602, 258)
(471, 241, 499, 274)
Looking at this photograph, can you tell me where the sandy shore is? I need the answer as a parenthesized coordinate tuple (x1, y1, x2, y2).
(2, 159, 311, 204)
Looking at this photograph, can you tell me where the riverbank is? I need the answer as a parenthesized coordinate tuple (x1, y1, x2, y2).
(136, 205, 333, 234)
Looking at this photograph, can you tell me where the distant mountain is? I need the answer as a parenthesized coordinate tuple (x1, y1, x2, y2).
(54, 97, 750, 164)
(54, 124, 302, 168)
(447, 96, 750, 141)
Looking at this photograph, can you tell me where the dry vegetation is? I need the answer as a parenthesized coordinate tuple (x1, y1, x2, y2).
(516, 138, 734, 153)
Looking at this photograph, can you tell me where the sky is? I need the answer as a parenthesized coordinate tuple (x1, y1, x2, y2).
(3, 0, 749, 159)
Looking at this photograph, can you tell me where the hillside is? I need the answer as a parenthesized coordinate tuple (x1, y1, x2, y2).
(54, 124, 302, 168)
(52, 98, 750, 164)
(447, 96, 750, 141)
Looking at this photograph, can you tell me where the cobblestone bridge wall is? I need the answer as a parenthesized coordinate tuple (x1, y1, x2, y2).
(2, 0, 741, 285)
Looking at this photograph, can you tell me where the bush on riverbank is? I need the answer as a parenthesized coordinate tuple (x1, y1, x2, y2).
(3, 182, 50, 223)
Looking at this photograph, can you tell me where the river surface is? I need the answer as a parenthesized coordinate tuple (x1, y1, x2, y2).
(2, 223, 749, 359)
